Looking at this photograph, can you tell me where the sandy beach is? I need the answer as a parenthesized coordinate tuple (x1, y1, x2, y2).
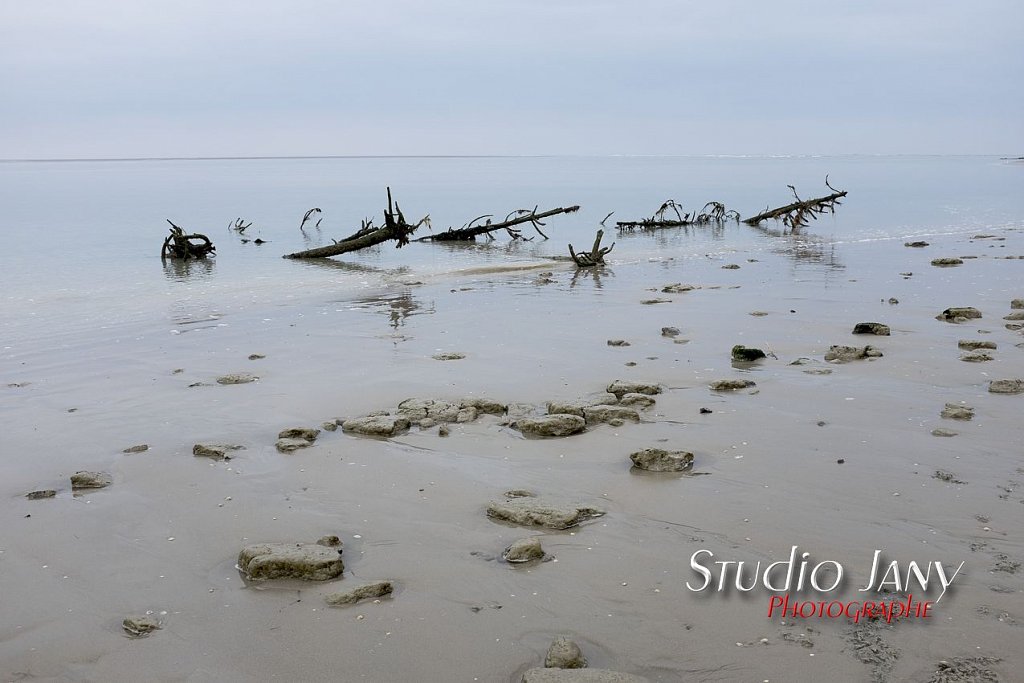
(3, 180, 1023, 682)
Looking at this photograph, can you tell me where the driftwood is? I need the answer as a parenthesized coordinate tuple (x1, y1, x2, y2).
(284, 189, 428, 259)
(417, 205, 579, 242)
(569, 229, 614, 267)
(743, 177, 847, 229)
(161, 221, 215, 259)
(300, 208, 322, 233)
(617, 200, 739, 231)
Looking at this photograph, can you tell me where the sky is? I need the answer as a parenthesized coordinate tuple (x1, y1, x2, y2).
(1, 1, 1021, 158)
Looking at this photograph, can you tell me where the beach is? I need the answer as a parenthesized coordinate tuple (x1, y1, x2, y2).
(2, 156, 1023, 682)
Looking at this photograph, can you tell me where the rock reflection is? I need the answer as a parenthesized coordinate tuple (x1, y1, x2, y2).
(351, 290, 434, 328)
(161, 257, 216, 282)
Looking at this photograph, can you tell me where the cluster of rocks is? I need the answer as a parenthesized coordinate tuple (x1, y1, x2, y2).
(936, 307, 982, 323)
(276, 427, 320, 453)
(825, 345, 883, 362)
(341, 396, 507, 438)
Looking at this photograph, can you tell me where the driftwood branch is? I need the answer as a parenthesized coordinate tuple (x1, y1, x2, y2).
(284, 189, 428, 259)
(616, 200, 740, 231)
(743, 177, 847, 229)
(417, 205, 579, 242)
(569, 229, 614, 267)
(300, 208, 322, 233)
(161, 221, 216, 259)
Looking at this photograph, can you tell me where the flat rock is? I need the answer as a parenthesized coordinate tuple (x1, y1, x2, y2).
(341, 415, 411, 437)
(960, 351, 994, 362)
(582, 405, 640, 425)
(630, 448, 694, 472)
(276, 438, 313, 453)
(122, 616, 161, 638)
(721, 263, 740, 269)
(803, 368, 833, 375)
(661, 283, 698, 293)
(606, 380, 661, 398)
(640, 299, 671, 305)
(710, 379, 756, 391)
(460, 397, 508, 415)
(989, 379, 1024, 394)
(248, 353, 265, 360)
(521, 669, 648, 683)
(26, 490, 57, 500)
(618, 393, 656, 408)
(545, 636, 587, 669)
(940, 403, 974, 420)
(70, 471, 111, 489)
(486, 499, 604, 530)
(122, 444, 149, 454)
(193, 443, 244, 460)
(931, 428, 959, 437)
(502, 537, 545, 563)
(278, 427, 320, 441)
(936, 307, 982, 322)
(904, 241, 929, 247)
(237, 542, 344, 581)
(661, 327, 680, 337)
(216, 373, 258, 385)
(959, 340, 997, 350)
(825, 345, 883, 362)
(931, 257, 963, 266)
(325, 581, 393, 606)
(606, 339, 630, 347)
(731, 345, 766, 361)
(1004, 311, 1024, 321)
(853, 322, 890, 336)
(432, 352, 466, 361)
(398, 398, 462, 421)
(515, 415, 587, 437)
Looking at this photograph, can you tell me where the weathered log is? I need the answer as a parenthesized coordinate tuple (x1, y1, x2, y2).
(284, 189, 427, 259)
(161, 221, 215, 259)
(417, 205, 579, 242)
(743, 178, 847, 228)
(569, 229, 614, 267)
(616, 200, 739, 231)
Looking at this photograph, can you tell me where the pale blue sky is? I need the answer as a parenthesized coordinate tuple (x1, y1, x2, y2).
(2, 1, 1021, 158)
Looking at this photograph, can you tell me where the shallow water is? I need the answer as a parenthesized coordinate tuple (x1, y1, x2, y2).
(1, 156, 1023, 682)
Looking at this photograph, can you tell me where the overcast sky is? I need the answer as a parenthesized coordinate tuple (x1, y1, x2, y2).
(1, 1, 1021, 158)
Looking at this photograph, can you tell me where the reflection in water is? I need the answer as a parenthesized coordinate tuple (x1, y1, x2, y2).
(350, 290, 434, 328)
(748, 223, 844, 272)
(297, 258, 411, 277)
(616, 222, 728, 246)
(570, 266, 613, 290)
(161, 257, 216, 282)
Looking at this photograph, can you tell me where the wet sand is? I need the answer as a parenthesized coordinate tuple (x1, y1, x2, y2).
(2, 225, 1023, 682)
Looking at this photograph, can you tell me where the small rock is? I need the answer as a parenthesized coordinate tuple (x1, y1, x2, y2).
(618, 393, 656, 408)
(321, 421, 338, 432)
(640, 299, 672, 305)
(958, 340, 997, 350)
(70, 472, 111, 490)
(721, 264, 740, 269)
(710, 379, 756, 391)
(699, 407, 712, 414)
(502, 538, 545, 563)
(940, 403, 974, 420)
(248, 354, 266, 360)
(317, 535, 342, 547)
(122, 444, 149, 454)
(193, 443, 244, 460)
(341, 415, 411, 437)
(276, 438, 313, 453)
(438, 424, 451, 437)
(931, 257, 964, 266)
(825, 345, 883, 362)
(749, 311, 769, 317)
(459, 397, 508, 415)
(545, 636, 587, 669)
(278, 427, 320, 441)
(1012, 299, 1024, 309)
(904, 241, 929, 247)
(606, 339, 630, 347)
(237, 542, 344, 581)
(582, 405, 640, 426)
(26, 490, 57, 500)
(852, 322, 890, 336)
(803, 368, 833, 375)
(931, 428, 959, 437)
(661, 327, 680, 337)
(936, 307, 982, 322)
(606, 380, 662, 398)
(486, 499, 604, 530)
(888, 298, 899, 304)
(731, 345, 766, 361)
(325, 581, 393, 606)
(661, 283, 698, 293)
(1004, 311, 1024, 321)
(521, 669, 648, 683)
(122, 616, 161, 638)
(419, 417, 437, 429)
(504, 489, 535, 498)
(514, 415, 587, 438)
(432, 352, 466, 361)
(933, 470, 967, 484)
(989, 379, 1024, 394)
(216, 373, 258, 385)
(456, 407, 478, 423)
(630, 448, 694, 472)
(960, 351, 994, 362)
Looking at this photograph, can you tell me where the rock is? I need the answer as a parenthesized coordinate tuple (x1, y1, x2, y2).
(398, 398, 461, 421)
(1012, 299, 1024, 309)
(460, 397, 507, 415)
(438, 424, 451, 437)
(618, 393, 656, 408)
(630, 448, 694, 472)
(456, 406, 478, 423)
(237, 542, 344, 581)
(248, 353, 266, 360)
(640, 299, 671, 305)
(325, 581, 393, 606)
(721, 264, 740, 269)
(432, 352, 466, 360)
(322, 421, 338, 432)
(661, 283, 698, 293)
(341, 415, 411, 437)
(934, 470, 967, 484)
(504, 489, 536, 498)
(521, 669, 648, 683)
(1004, 311, 1024, 321)
(193, 443, 244, 460)
(70, 471, 111, 490)
(606, 339, 630, 347)
(940, 403, 974, 420)
(514, 415, 587, 438)
(278, 427, 320, 441)
(958, 340, 997, 350)
(731, 345, 766, 361)
(486, 499, 604, 530)
(661, 327, 680, 337)
(606, 380, 661, 398)
(960, 351, 994, 362)
(1008, 323, 1024, 331)
(122, 616, 161, 638)
(989, 379, 1024, 394)
(122, 444, 149, 454)
(276, 438, 313, 453)
(904, 241, 929, 247)
(216, 373, 258, 385)
(749, 311, 769, 317)
(545, 636, 587, 669)
(936, 307, 982, 322)
(931, 257, 964, 266)
(852, 322, 890, 336)
(582, 405, 640, 425)
(825, 345, 883, 362)
(26, 490, 57, 500)
(710, 379, 756, 391)
(317, 535, 342, 547)
(931, 428, 958, 437)
(888, 297, 899, 304)
(803, 368, 833, 375)
(546, 401, 585, 417)
(502, 538, 545, 563)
